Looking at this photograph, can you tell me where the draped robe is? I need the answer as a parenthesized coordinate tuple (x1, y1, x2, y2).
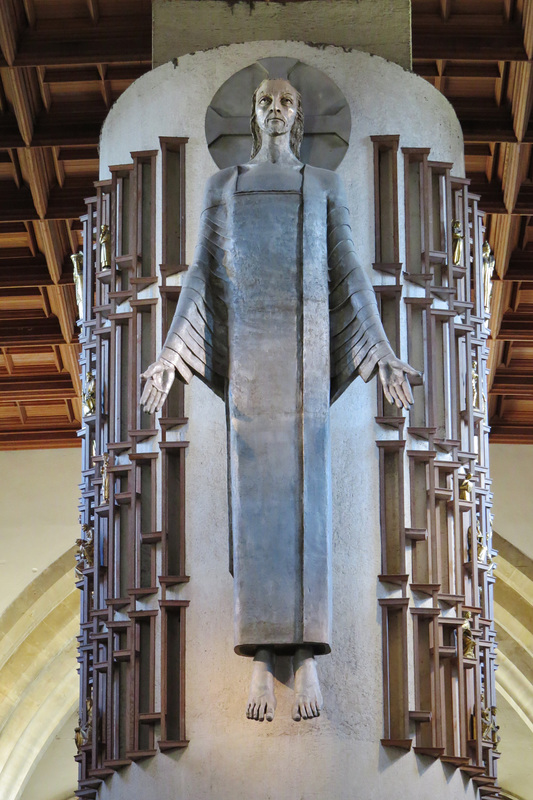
(160, 163, 394, 656)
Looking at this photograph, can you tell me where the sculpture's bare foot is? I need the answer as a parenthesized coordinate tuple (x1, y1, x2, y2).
(246, 648, 276, 722)
(292, 646, 322, 721)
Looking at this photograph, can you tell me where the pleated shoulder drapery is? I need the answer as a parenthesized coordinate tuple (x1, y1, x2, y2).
(160, 163, 394, 656)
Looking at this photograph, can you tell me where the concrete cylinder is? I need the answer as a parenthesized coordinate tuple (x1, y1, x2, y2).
(97, 42, 475, 800)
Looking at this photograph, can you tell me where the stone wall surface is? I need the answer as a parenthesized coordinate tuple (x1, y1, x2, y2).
(97, 42, 474, 800)
(153, 0, 412, 70)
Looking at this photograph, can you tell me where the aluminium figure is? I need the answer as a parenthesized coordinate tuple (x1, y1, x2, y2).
(141, 79, 418, 722)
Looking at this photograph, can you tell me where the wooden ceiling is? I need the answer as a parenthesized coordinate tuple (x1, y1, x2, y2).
(0, 0, 151, 449)
(413, 0, 533, 442)
(1, 0, 533, 447)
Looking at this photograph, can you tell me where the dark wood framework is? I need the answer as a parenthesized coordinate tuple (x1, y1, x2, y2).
(75, 138, 190, 799)
(374, 132, 498, 791)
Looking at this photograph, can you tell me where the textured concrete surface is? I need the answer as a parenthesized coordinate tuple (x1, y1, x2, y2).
(153, 0, 412, 70)
(491, 443, 533, 560)
(98, 42, 472, 800)
(0, 448, 80, 617)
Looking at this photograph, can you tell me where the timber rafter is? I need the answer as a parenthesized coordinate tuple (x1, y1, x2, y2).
(413, 0, 533, 442)
(2, 0, 533, 446)
(0, 0, 151, 449)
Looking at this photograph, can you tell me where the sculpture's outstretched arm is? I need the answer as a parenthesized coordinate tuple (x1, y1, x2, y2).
(139, 171, 233, 413)
(377, 355, 421, 410)
(326, 170, 422, 406)
(140, 357, 176, 414)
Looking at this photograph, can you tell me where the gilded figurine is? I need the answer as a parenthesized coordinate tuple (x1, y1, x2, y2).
(477, 522, 488, 563)
(480, 696, 500, 745)
(492, 714, 501, 747)
(83, 372, 96, 416)
(74, 722, 86, 753)
(85, 696, 93, 743)
(71, 252, 84, 320)
(462, 611, 476, 659)
(452, 219, 464, 266)
(481, 705, 492, 740)
(76, 524, 94, 567)
(467, 518, 486, 563)
(483, 241, 495, 316)
(472, 358, 479, 408)
(99, 224, 111, 268)
(459, 471, 473, 501)
(101, 453, 110, 503)
(140, 78, 420, 723)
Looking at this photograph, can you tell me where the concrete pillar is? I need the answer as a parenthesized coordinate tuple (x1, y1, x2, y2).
(152, 0, 412, 70)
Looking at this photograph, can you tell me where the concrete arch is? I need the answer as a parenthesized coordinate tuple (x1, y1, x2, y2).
(0, 548, 80, 800)
(494, 532, 533, 731)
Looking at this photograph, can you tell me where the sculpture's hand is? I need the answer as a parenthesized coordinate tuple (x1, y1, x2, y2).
(140, 358, 176, 414)
(377, 355, 421, 409)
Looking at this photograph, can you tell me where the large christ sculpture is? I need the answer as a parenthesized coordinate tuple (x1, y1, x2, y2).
(141, 79, 417, 723)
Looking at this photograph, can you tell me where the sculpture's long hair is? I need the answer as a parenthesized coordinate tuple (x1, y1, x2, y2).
(250, 83, 304, 159)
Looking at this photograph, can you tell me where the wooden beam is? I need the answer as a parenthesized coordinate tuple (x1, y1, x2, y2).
(439, 0, 451, 22)
(32, 102, 108, 147)
(42, 64, 149, 84)
(513, 183, 533, 213)
(97, 63, 111, 108)
(56, 146, 99, 162)
(465, 180, 506, 213)
(6, 65, 41, 146)
(448, 99, 516, 143)
(24, 219, 37, 255)
(18, 145, 51, 218)
(412, 19, 528, 61)
(510, 62, 533, 142)
(22, 0, 35, 29)
(413, 61, 438, 78)
(86, 0, 99, 25)
(0, 373, 76, 398)
(60, 341, 82, 398)
(496, 312, 533, 340)
(490, 371, 533, 394)
(0, 175, 94, 221)
(0, 0, 22, 67)
(489, 423, 533, 443)
(0, 428, 81, 450)
(503, 249, 533, 280)
(8, 147, 22, 188)
(37, 219, 68, 283)
(36, 65, 51, 111)
(52, 146, 64, 188)
(3, 16, 151, 67)
(0, 108, 25, 147)
(0, 314, 66, 346)
(47, 283, 77, 345)
(46, 177, 97, 220)
(0, 255, 52, 287)
(443, 63, 501, 79)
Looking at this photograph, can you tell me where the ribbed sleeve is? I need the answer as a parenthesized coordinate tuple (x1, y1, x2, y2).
(161, 201, 230, 400)
(327, 194, 393, 403)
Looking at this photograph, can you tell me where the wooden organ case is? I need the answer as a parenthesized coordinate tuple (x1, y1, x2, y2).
(373, 136, 499, 795)
(74, 132, 498, 798)
(75, 139, 189, 798)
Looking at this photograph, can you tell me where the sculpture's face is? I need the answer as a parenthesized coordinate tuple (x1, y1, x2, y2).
(254, 79, 298, 137)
